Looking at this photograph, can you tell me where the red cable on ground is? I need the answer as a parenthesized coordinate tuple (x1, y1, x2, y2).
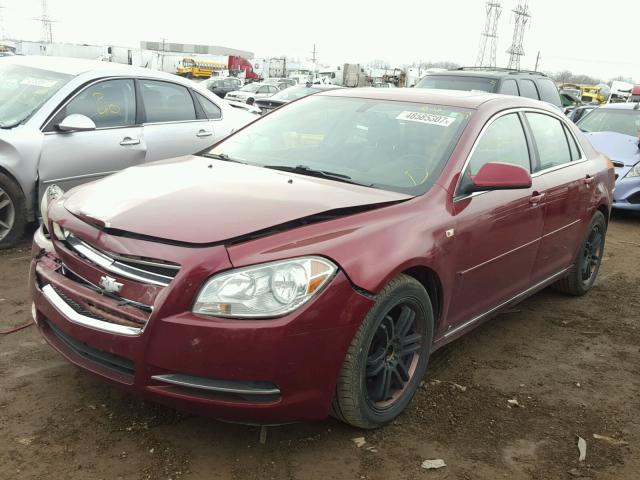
(0, 322, 34, 335)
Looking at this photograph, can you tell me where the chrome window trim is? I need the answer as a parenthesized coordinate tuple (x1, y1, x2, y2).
(65, 235, 175, 287)
(41, 76, 139, 132)
(41, 75, 224, 132)
(42, 284, 142, 336)
(454, 107, 587, 202)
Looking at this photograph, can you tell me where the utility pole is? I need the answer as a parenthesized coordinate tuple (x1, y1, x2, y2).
(160, 37, 167, 72)
(475, 1, 502, 68)
(311, 44, 317, 64)
(534, 50, 541, 72)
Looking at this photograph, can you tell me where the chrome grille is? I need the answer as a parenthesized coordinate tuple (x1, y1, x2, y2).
(64, 234, 179, 287)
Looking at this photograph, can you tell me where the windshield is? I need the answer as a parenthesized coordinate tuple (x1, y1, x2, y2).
(578, 108, 640, 136)
(270, 86, 320, 101)
(240, 84, 260, 92)
(415, 75, 498, 93)
(0, 64, 72, 128)
(205, 95, 472, 195)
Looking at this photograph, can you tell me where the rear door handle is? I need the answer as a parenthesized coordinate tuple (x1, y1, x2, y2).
(584, 175, 595, 185)
(120, 137, 140, 146)
(196, 128, 213, 138)
(529, 192, 546, 204)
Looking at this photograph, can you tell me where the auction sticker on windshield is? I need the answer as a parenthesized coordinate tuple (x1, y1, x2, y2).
(396, 111, 456, 127)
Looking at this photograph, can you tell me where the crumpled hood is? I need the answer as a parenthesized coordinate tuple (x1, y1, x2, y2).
(64, 156, 411, 245)
(585, 131, 640, 167)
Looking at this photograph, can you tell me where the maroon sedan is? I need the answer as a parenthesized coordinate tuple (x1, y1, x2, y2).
(31, 89, 614, 428)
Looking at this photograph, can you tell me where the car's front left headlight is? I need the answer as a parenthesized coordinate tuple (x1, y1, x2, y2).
(193, 257, 337, 318)
(40, 184, 64, 230)
(625, 162, 640, 178)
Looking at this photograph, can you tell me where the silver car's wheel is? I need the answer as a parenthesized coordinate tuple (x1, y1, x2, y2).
(0, 186, 16, 242)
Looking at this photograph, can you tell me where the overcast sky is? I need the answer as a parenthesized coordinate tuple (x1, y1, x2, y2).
(2, 0, 638, 81)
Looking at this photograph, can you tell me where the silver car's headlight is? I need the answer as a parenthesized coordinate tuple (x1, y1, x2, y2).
(193, 257, 337, 318)
(625, 162, 640, 178)
(40, 184, 64, 230)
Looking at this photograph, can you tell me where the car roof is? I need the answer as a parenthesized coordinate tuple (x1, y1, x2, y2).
(317, 87, 547, 110)
(1, 55, 180, 80)
(424, 69, 548, 80)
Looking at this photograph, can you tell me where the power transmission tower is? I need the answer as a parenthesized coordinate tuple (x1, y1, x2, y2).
(39, 0, 53, 44)
(506, 0, 531, 70)
(475, 1, 502, 68)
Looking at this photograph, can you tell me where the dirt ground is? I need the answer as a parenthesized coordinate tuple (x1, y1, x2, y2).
(1, 213, 638, 480)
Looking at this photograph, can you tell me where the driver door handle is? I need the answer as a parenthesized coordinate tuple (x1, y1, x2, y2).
(196, 128, 213, 138)
(529, 192, 546, 204)
(120, 137, 140, 146)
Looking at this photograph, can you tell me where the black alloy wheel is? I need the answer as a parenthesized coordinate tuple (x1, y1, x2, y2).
(365, 302, 422, 408)
(331, 274, 434, 428)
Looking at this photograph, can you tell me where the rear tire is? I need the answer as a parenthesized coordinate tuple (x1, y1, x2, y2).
(0, 173, 26, 249)
(331, 274, 434, 429)
(553, 211, 606, 296)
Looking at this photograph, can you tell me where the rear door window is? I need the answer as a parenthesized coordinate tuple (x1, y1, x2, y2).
(537, 79, 562, 107)
(139, 80, 196, 123)
(519, 80, 540, 100)
(525, 113, 572, 171)
(499, 79, 519, 96)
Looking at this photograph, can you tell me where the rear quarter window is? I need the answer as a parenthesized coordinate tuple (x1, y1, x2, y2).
(519, 79, 540, 100)
(537, 79, 562, 107)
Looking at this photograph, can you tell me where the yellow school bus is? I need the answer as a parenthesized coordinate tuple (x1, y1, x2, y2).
(176, 58, 227, 79)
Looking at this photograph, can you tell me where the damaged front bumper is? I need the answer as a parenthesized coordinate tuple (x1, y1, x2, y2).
(30, 207, 373, 424)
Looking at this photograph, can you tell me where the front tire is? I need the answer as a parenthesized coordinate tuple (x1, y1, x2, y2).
(553, 210, 607, 296)
(246, 97, 255, 105)
(331, 274, 434, 429)
(0, 173, 26, 249)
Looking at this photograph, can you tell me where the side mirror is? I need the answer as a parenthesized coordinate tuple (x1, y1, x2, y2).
(57, 114, 96, 132)
(470, 162, 532, 192)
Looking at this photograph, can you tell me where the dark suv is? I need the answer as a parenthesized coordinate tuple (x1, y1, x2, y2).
(415, 68, 562, 108)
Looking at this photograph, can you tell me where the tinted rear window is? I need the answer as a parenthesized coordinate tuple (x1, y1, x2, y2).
(416, 75, 498, 93)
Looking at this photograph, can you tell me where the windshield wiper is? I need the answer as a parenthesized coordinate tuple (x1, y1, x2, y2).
(263, 164, 373, 187)
(202, 152, 247, 164)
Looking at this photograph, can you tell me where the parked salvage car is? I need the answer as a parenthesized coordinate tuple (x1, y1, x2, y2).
(224, 82, 279, 105)
(416, 67, 563, 108)
(203, 77, 243, 98)
(32, 89, 613, 428)
(254, 84, 342, 114)
(0, 56, 256, 248)
(578, 102, 640, 211)
(567, 104, 597, 123)
(264, 78, 297, 90)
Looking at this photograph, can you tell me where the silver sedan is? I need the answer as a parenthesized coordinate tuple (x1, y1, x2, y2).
(0, 56, 257, 247)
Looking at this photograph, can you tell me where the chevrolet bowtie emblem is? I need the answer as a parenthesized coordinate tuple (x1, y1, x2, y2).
(99, 275, 123, 294)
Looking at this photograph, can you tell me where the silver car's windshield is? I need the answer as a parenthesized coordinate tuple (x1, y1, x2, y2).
(0, 64, 72, 128)
(206, 95, 472, 195)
